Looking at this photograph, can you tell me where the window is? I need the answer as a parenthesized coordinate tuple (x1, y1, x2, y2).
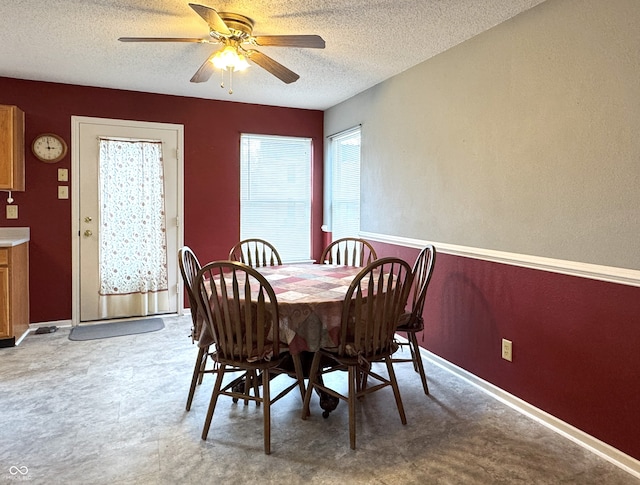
(326, 127, 361, 241)
(240, 134, 312, 262)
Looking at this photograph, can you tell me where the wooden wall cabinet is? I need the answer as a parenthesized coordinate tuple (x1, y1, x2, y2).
(0, 104, 25, 191)
(0, 243, 29, 347)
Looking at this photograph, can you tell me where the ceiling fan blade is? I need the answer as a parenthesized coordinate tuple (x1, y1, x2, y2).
(246, 50, 300, 84)
(188, 3, 231, 35)
(118, 37, 211, 43)
(253, 35, 325, 49)
(190, 54, 216, 83)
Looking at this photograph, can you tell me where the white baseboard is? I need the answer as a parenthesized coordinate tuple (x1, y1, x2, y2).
(418, 346, 640, 479)
(29, 314, 182, 331)
(16, 320, 73, 345)
(30, 320, 73, 329)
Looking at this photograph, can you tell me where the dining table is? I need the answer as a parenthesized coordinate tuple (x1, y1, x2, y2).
(255, 263, 366, 354)
(198, 262, 365, 350)
(198, 262, 367, 416)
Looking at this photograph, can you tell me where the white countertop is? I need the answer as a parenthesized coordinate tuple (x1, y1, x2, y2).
(0, 227, 30, 247)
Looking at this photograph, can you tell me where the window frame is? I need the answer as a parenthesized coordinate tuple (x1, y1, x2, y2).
(324, 126, 362, 242)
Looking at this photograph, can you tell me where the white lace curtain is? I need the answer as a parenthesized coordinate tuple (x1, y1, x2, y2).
(98, 137, 169, 318)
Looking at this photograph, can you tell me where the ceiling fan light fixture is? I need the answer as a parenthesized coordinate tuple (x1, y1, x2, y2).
(212, 45, 250, 72)
(234, 54, 250, 72)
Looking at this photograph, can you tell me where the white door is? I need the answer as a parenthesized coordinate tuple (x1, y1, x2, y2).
(72, 117, 183, 323)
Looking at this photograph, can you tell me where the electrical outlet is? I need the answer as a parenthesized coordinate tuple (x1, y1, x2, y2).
(502, 338, 513, 362)
(6, 205, 18, 219)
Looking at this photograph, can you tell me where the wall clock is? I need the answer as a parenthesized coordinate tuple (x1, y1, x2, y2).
(32, 133, 68, 163)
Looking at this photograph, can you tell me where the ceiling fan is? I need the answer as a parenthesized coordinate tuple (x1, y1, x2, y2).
(118, 3, 325, 90)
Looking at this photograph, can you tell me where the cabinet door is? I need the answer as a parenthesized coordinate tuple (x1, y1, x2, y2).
(0, 104, 25, 191)
(0, 266, 9, 339)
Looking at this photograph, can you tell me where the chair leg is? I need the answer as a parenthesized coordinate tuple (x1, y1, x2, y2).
(348, 364, 357, 450)
(407, 339, 419, 372)
(357, 361, 370, 399)
(197, 345, 209, 385)
(302, 351, 322, 419)
(409, 332, 429, 395)
(385, 358, 407, 425)
(292, 353, 306, 401)
(186, 346, 206, 411)
(243, 371, 253, 406)
(251, 371, 261, 406)
(202, 364, 226, 440)
(262, 368, 271, 455)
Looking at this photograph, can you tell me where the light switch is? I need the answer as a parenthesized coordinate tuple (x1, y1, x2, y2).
(6, 205, 18, 219)
(58, 186, 69, 199)
(58, 168, 68, 182)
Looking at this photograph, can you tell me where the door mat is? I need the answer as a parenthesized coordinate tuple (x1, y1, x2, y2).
(69, 318, 164, 341)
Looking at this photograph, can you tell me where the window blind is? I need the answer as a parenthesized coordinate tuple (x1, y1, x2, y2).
(240, 134, 312, 262)
(329, 127, 361, 240)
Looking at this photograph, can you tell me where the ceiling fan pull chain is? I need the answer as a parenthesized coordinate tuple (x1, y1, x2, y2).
(229, 70, 234, 95)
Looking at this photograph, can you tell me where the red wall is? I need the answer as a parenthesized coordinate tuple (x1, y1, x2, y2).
(0, 76, 324, 323)
(372, 241, 640, 462)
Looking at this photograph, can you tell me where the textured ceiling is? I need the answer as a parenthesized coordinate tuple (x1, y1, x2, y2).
(0, 0, 546, 110)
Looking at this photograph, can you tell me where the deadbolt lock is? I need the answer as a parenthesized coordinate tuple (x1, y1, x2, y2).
(84, 230, 93, 237)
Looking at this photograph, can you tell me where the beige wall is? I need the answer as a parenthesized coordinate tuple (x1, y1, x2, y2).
(325, 0, 640, 270)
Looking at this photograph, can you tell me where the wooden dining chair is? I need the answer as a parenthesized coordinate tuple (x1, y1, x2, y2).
(180, 248, 257, 409)
(228, 238, 283, 267)
(196, 261, 305, 454)
(320, 237, 377, 267)
(301, 257, 413, 450)
(178, 246, 217, 411)
(392, 245, 437, 395)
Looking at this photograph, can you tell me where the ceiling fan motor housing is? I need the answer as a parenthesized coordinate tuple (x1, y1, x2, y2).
(217, 12, 254, 38)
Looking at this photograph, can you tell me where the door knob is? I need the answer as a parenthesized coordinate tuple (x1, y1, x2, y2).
(84, 216, 92, 223)
(84, 230, 93, 237)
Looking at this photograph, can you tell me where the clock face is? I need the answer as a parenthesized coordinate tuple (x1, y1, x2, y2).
(32, 134, 68, 163)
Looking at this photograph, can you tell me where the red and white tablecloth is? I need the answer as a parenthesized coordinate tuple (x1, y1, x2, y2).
(256, 263, 363, 354)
